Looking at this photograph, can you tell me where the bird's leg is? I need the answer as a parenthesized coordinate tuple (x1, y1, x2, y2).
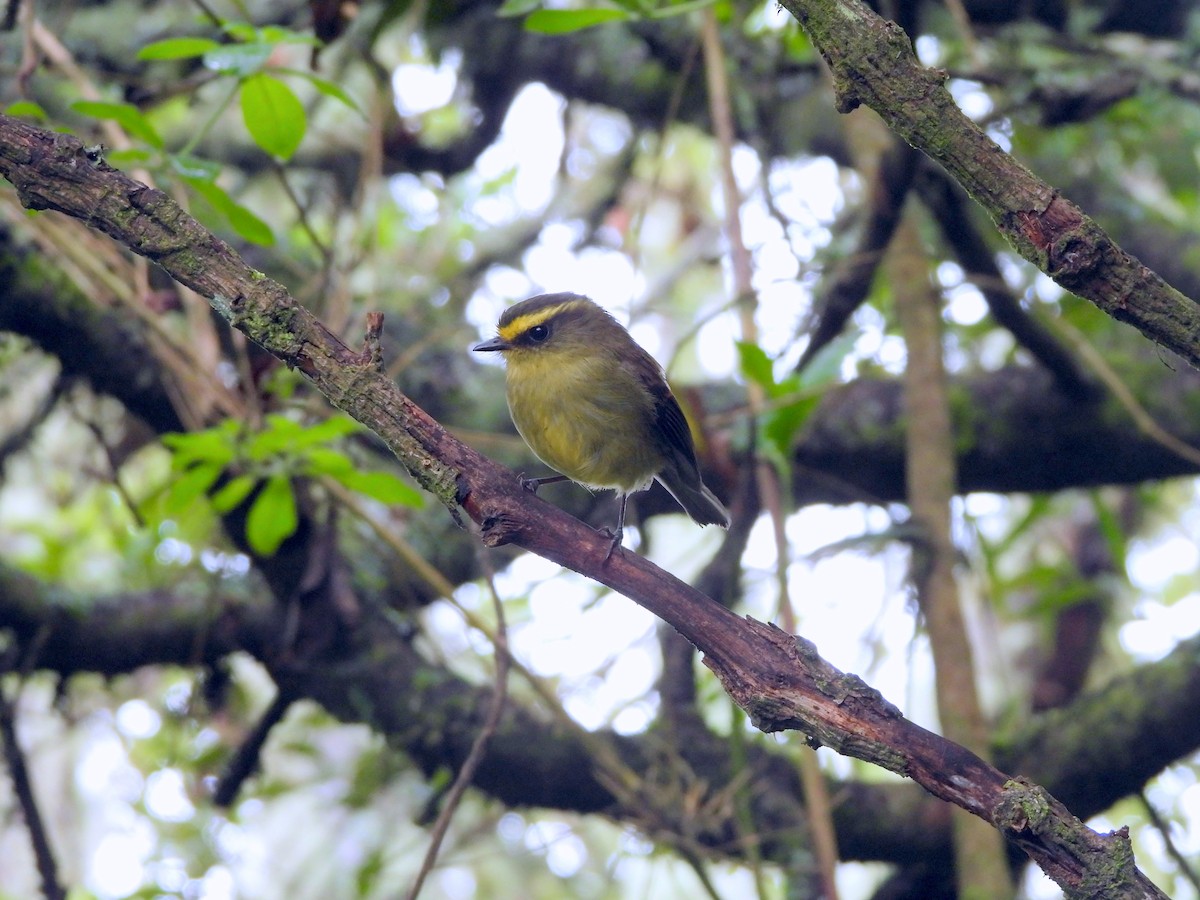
(602, 494, 628, 561)
(520, 473, 569, 493)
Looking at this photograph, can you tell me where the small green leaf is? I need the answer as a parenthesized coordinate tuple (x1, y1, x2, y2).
(245, 475, 298, 556)
(609, 0, 654, 13)
(71, 100, 163, 148)
(279, 69, 362, 113)
(4, 100, 47, 120)
(221, 22, 259, 43)
(736, 340, 776, 391)
(104, 148, 154, 166)
(240, 72, 306, 160)
(797, 331, 857, 389)
(164, 462, 225, 514)
(244, 416, 303, 459)
(333, 471, 424, 507)
(303, 447, 355, 477)
(169, 154, 222, 180)
(221, 198, 276, 246)
(210, 474, 258, 513)
(203, 42, 272, 75)
(284, 414, 362, 448)
(524, 8, 631, 33)
(646, 0, 715, 17)
(355, 848, 386, 898)
(184, 176, 274, 245)
(243, 414, 359, 459)
(763, 396, 819, 459)
(496, 0, 542, 16)
(138, 37, 222, 60)
(163, 425, 238, 468)
(258, 25, 321, 46)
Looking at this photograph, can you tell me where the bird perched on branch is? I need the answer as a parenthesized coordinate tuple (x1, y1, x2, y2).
(474, 292, 730, 557)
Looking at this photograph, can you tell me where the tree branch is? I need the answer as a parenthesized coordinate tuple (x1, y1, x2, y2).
(0, 113, 1169, 897)
(0, 678, 66, 900)
(779, 0, 1200, 369)
(3, 553, 1200, 876)
(892, 209, 1011, 896)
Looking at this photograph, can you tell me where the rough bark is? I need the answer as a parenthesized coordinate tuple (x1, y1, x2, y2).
(0, 113, 1170, 898)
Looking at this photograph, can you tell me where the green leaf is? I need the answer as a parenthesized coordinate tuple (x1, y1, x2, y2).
(71, 100, 163, 149)
(240, 73, 306, 160)
(223, 198, 276, 246)
(524, 8, 632, 33)
(355, 848, 386, 899)
(279, 69, 362, 114)
(332, 470, 424, 507)
(164, 462, 225, 515)
(763, 396, 819, 460)
(284, 414, 362, 448)
(302, 447, 355, 477)
(169, 154, 222, 181)
(203, 42, 272, 76)
(245, 475, 298, 556)
(258, 25, 321, 46)
(247, 414, 359, 459)
(163, 425, 238, 468)
(797, 331, 857, 389)
(736, 340, 776, 391)
(608, 0, 654, 13)
(221, 22, 259, 43)
(184, 176, 275, 246)
(209, 474, 258, 513)
(138, 37, 222, 60)
(4, 100, 47, 120)
(105, 148, 154, 166)
(646, 0, 715, 17)
(496, 0, 542, 16)
(244, 416, 303, 459)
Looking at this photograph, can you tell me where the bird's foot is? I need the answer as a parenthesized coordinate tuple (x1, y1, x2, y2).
(599, 526, 623, 561)
(520, 473, 569, 494)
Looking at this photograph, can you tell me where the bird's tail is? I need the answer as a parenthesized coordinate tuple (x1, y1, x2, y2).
(656, 469, 730, 528)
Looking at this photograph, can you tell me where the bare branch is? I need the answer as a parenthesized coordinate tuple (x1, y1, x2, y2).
(0, 678, 66, 900)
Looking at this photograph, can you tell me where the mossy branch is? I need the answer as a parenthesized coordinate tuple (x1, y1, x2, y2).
(0, 113, 1168, 898)
(779, 0, 1200, 368)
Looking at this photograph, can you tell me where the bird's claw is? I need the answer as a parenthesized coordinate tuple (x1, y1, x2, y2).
(599, 526, 623, 561)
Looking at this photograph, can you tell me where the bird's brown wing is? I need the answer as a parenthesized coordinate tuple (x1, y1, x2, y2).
(650, 379, 703, 489)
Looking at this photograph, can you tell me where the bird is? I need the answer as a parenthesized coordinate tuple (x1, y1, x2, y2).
(473, 292, 729, 557)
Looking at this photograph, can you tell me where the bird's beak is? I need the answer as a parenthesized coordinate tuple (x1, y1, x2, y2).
(473, 336, 510, 352)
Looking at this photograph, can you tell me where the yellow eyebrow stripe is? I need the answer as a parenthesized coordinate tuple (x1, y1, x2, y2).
(497, 302, 574, 342)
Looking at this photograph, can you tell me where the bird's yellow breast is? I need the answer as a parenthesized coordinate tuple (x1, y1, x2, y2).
(503, 347, 664, 492)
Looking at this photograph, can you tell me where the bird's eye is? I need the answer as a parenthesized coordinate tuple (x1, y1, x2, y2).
(528, 324, 550, 343)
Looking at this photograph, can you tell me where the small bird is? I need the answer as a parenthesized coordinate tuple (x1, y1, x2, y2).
(474, 292, 730, 556)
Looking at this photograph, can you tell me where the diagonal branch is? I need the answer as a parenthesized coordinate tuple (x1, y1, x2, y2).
(915, 164, 1097, 398)
(0, 676, 66, 900)
(778, 0, 1200, 369)
(796, 137, 917, 373)
(0, 114, 1167, 897)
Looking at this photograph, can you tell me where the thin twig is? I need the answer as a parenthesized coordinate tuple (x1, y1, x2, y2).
(80, 416, 146, 529)
(321, 478, 645, 795)
(1138, 791, 1200, 895)
(0, 677, 67, 900)
(404, 551, 509, 900)
(212, 689, 294, 808)
(916, 166, 1096, 398)
(1050, 316, 1200, 468)
(700, 10, 840, 897)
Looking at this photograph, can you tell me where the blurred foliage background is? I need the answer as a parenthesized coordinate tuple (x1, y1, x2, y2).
(2, 0, 1200, 897)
